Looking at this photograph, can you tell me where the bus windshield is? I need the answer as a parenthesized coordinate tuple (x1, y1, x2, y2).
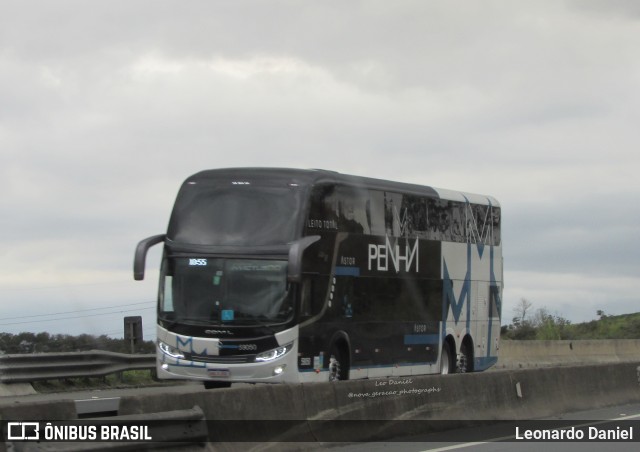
(167, 183, 304, 246)
(159, 257, 292, 326)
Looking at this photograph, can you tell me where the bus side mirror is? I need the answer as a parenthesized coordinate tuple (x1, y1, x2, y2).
(287, 235, 320, 283)
(133, 234, 166, 281)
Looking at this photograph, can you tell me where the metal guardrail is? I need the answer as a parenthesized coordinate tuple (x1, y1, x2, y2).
(5, 340, 637, 384)
(0, 350, 155, 383)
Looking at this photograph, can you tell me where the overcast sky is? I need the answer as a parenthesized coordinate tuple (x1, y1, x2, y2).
(1, 1, 639, 341)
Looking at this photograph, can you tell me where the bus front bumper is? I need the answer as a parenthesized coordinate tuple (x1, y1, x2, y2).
(156, 340, 300, 383)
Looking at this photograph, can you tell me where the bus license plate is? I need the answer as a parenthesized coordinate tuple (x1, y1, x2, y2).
(208, 369, 230, 378)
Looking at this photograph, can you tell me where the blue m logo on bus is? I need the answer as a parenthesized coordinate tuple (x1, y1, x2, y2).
(442, 260, 470, 325)
(176, 335, 193, 349)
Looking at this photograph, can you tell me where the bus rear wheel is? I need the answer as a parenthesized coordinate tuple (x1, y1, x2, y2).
(440, 342, 454, 375)
(458, 341, 474, 373)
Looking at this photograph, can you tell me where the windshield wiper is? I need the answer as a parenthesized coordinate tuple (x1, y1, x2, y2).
(170, 317, 218, 326)
(229, 313, 275, 334)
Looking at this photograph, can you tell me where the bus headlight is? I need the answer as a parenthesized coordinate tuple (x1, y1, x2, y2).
(158, 341, 185, 359)
(255, 343, 293, 362)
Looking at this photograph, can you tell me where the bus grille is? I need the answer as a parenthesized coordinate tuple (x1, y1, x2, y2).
(184, 353, 256, 364)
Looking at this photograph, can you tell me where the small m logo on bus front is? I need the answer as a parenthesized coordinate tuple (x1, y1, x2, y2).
(368, 236, 419, 273)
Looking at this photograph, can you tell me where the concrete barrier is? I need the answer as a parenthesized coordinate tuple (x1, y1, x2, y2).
(0, 383, 36, 397)
(0, 398, 77, 421)
(496, 339, 640, 369)
(1, 362, 639, 445)
(121, 361, 640, 442)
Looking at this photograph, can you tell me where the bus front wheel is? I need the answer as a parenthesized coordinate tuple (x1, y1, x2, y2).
(329, 345, 348, 381)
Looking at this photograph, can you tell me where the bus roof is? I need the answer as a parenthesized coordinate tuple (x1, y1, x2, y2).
(186, 168, 500, 207)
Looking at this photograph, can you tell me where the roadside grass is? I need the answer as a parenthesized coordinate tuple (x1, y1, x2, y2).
(32, 370, 185, 393)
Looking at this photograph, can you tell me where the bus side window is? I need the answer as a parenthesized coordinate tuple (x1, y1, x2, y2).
(301, 276, 326, 318)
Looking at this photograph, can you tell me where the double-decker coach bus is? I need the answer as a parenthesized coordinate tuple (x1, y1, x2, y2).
(134, 168, 502, 388)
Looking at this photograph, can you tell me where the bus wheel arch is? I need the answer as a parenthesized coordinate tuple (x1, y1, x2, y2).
(458, 335, 474, 373)
(441, 335, 456, 375)
(328, 332, 350, 382)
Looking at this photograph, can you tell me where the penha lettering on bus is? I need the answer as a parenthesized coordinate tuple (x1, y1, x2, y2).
(368, 236, 419, 273)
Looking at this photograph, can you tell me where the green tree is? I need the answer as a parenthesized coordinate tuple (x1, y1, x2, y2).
(534, 307, 571, 340)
